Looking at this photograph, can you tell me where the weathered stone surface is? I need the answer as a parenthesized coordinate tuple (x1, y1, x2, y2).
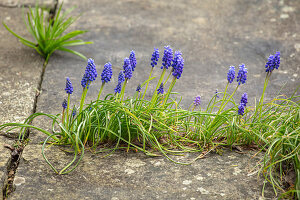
(11, 146, 275, 200)
(0, 0, 55, 8)
(0, 6, 43, 197)
(9, 0, 299, 199)
(0, 136, 13, 198)
(0, 7, 43, 124)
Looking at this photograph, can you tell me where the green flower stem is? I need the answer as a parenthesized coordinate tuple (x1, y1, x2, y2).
(218, 82, 229, 114)
(66, 94, 71, 127)
(258, 73, 270, 120)
(218, 84, 239, 113)
(97, 82, 105, 101)
(78, 86, 88, 122)
(120, 79, 128, 102)
(151, 68, 166, 105)
(62, 109, 65, 123)
(163, 77, 177, 107)
(142, 67, 153, 100)
(164, 70, 172, 85)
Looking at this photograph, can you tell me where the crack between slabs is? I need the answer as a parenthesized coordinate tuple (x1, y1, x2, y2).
(2, 1, 59, 198)
(2, 58, 48, 200)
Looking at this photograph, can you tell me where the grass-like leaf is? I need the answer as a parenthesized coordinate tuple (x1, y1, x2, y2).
(2, 2, 92, 64)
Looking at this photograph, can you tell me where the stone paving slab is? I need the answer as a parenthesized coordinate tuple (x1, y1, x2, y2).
(9, 0, 300, 199)
(11, 146, 275, 200)
(0, 136, 13, 198)
(0, 6, 44, 197)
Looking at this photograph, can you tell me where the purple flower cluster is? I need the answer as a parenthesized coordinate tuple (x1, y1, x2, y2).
(72, 108, 76, 117)
(151, 48, 159, 67)
(161, 46, 173, 69)
(114, 71, 125, 93)
(123, 57, 132, 79)
(129, 51, 137, 71)
(194, 96, 201, 106)
(136, 84, 141, 92)
(118, 71, 125, 83)
(172, 51, 182, 69)
(101, 62, 113, 83)
(237, 64, 247, 85)
(215, 89, 219, 98)
(65, 77, 73, 94)
(81, 58, 98, 88)
(265, 51, 280, 73)
(114, 83, 122, 94)
(227, 66, 235, 84)
(62, 99, 67, 109)
(172, 52, 184, 79)
(238, 93, 248, 115)
(157, 83, 164, 94)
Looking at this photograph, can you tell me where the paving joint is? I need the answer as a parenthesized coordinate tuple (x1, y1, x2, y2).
(2, 1, 58, 197)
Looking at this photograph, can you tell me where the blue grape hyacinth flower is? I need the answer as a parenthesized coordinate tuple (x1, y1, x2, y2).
(65, 77, 73, 94)
(265, 51, 280, 73)
(238, 93, 248, 116)
(136, 84, 141, 92)
(151, 48, 159, 67)
(237, 64, 247, 85)
(238, 104, 245, 115)
(62, 99, 67, 109)
(81, 58, 98, 88)
(157, 83, 164, 94)
(240, 93, 248, 106)
(72, 108, 76, 117)
(118, 71, 125, 83)
(123, 57, 132, 79)
(172, 54, 184, 79)
(172, 51, 182, 70)
(129, 51, 137, 71)
(215, 89, 219, 98)
(161, 46, 173, 69)
(114, 82, 122, 93)
(101, 62, 113, 83)
(227, 66, 235, 84)
(194, 95, 201, 106)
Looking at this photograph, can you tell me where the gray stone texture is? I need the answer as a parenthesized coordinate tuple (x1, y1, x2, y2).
(0, 136, 13, 198)
(11, 146, 275, 200)
(3, 0, 300, 199)
(0, 6, 43, 198)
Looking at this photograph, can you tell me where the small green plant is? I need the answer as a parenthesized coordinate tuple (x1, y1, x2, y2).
(0, 47, 299, 198)
(2, 2, 92, 65)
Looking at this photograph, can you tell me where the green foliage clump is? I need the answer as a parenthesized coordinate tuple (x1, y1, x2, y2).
(2, 3, 92, 64)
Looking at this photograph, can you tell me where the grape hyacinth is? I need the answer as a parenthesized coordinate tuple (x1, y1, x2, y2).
(237, 64, 247, 85)
(172, 51, 182, 70)
(123, 57, 132, 79)
(114, 82, 122, 94)
(118, 71, 125, 83)
(65, 77, 73, 94)
(101, 62, 113, 83)
(72, 108, 76, 117)
(227, 66, 235, 83)
(161, 46, 173, 69)
(151, 48, 159, 67)
(265, 51, 280, 73)
(215, 89, 219, 98)
(129, 51, 137, 71)
(194, 95, 201, 106)
(240, 93, 248, 106)
(81, 58, 98, 88)
(172, 54, 184, 79)
(238, 93, 248, 116)
(136, 84, 141, 92)
(157, 83, 164, 94)
(62, 99, 67, 109)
